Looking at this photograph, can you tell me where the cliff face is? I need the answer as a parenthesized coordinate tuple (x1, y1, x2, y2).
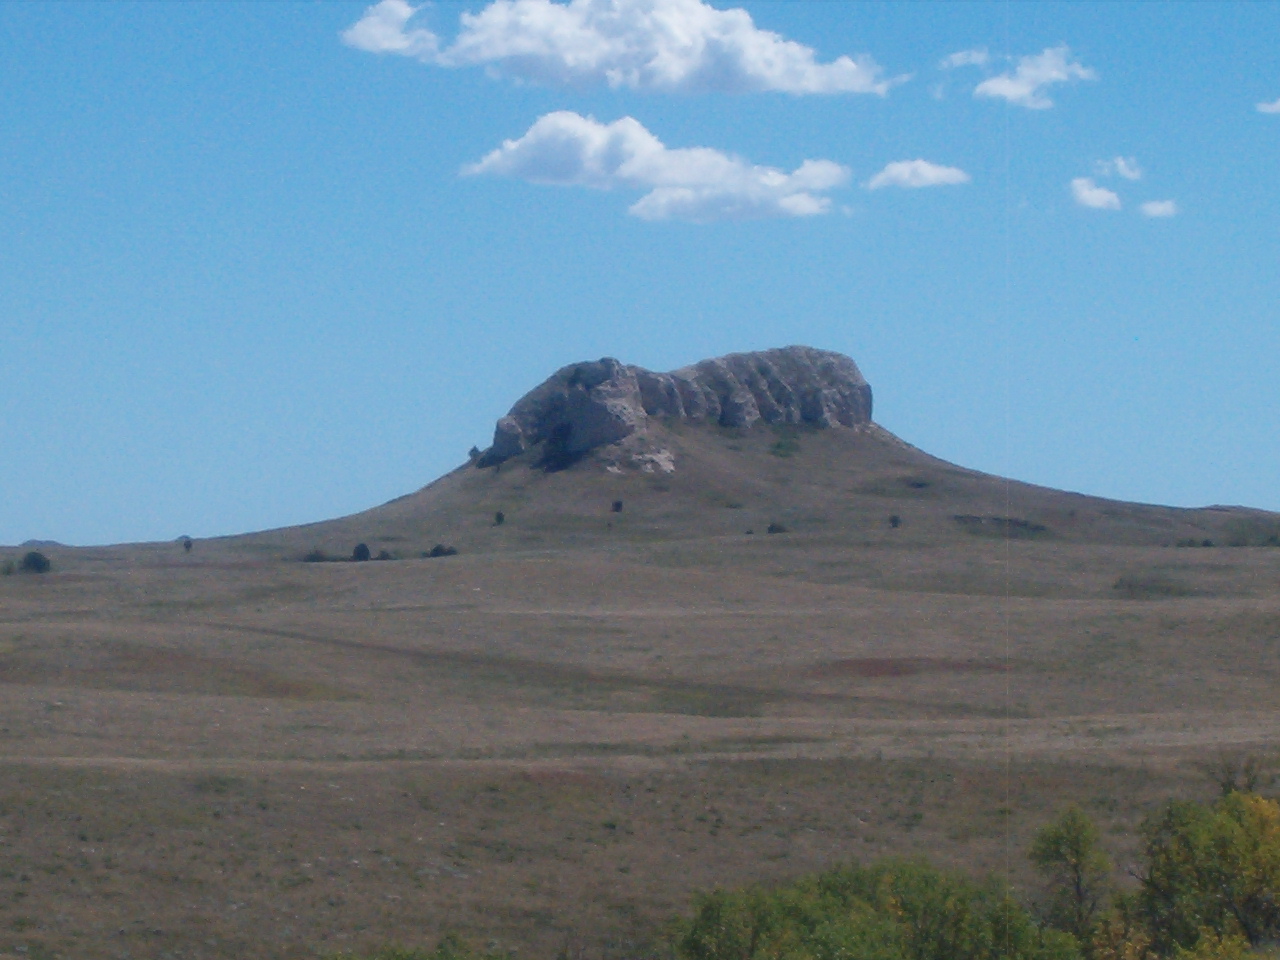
(477, 346, 872, 468)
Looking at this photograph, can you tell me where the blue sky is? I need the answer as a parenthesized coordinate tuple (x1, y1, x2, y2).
(2, 1, 1277, 545)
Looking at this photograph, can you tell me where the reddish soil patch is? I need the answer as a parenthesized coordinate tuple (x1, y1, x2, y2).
(811, 657, 1011, 678)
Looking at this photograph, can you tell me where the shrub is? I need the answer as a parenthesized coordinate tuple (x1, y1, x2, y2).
(352, 543, 371, 562)
(769, 437, 801, 458)
(2, 560, 14, 576)
(611, 500, 624, 513)
(376, 550, 393, 561)
(427, 544, 458, 558)
(494, 511, 505, 526)
(889, 515, 902, 528)
(766, 522, 788, 535)
(302, 549, 330, 563)
(675, 859, 1080, 960)
(19, 551, 50, 574)
(1204, 754, 1267, 797)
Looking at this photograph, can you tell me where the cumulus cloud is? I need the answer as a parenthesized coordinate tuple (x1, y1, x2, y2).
(1140, 200, 1178, 218)
(1096, 156, 1142, 180)
(1070, 177, 1121, 210)
(1258, 97, 1280, 114)
(940, 48, 988, 69)
(343, 0, 901, 94)
(464, 111, 850, 221)
(342, 0, 439, 57)
(866, 159, 970, 190)
(974, 45, 1095, 109)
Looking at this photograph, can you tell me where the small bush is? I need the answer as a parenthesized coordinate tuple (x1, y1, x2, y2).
(611, 500, 624, 513)
(494, 511, 505, 526)
(352, 543, 371, 562)
(19, 551, 50, 574)
(426, 544, 458, 558)
(302, 549, 330, 563)
(889, 515, 902, 529)
(376, 550, 393, 561)
(766, 522, 788, 535)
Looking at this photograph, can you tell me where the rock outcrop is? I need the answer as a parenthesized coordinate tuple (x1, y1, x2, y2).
(477, 346, 872, 469)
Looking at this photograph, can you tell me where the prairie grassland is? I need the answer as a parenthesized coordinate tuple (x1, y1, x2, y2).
(2, 425, 1278, 958)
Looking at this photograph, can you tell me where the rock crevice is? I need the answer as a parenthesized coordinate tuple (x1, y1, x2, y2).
(477, 346, 872, 468)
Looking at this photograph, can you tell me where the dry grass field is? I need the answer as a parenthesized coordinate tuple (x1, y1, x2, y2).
(2, 422, 1279, 959)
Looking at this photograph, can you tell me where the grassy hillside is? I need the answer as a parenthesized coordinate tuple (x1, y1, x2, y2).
(1, 420, 1278, 959)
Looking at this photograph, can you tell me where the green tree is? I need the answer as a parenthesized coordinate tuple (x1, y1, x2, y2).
(675, 860, 1080, 960)
(1030, 805, 1113, 942)
(1137, 792, 1280, 952)
(19, 550, 50, 573)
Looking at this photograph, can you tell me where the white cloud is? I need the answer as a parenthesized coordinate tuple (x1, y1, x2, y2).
(343, 0, 902, 94)
(342, 0, 439, 58)
(464, 111, 850, 222)
(974, 45, 1095, 109)
(1140, 200, 1178, 218)
(1096, 156, 1142, 180)
(1258, 97, 1280, 114)
(940, 48, 988, 70)
(866, 159, 970, 190)
(1071, 177, 1121, 210)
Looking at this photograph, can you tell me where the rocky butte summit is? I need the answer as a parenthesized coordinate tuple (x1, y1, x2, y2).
(476, 346, 873, 472)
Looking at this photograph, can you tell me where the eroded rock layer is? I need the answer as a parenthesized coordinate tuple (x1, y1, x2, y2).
(477, 346, 872, 468)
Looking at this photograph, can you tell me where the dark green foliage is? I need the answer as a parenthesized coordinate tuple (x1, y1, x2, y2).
(494, 511, 505, 525)
(426, 544, 458, 558)
(376, 550, 393, 561)
(890, 515, 902, 529)
(352, 543, 372, 562)
(611, 500, 624, 513)
(675, 860, 1080, 960)
(19, 551, 51, 574)
(302, 549, 330, 563)
(766, 522, 788, 534)
(770, 437, 801, 458)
